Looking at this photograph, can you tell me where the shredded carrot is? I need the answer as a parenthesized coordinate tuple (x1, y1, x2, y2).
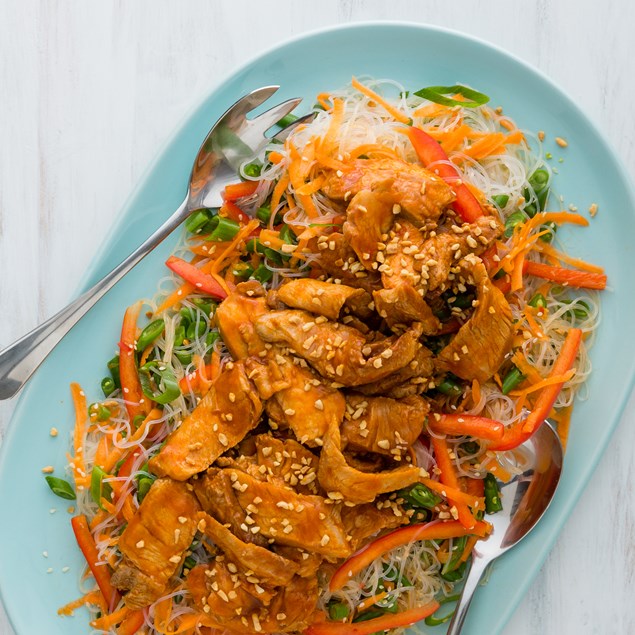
(296, 174, 326, 196)
(413, 102, 452, 118)
(347, 143, 400, 160)
(91, 606, 133, 630)
(471, 379, 481, 407)
(58, 590, 105, 616)
(419, 477, 484, 510)
(69, 383, 88, 488)
(102, 408, 163, 473)
(351, 77, 410, 124)
(316, 92, 333, 111)
(479, 454, 513, 482)
(94, 435, 113, 470)
(208, 219, 260, 275)
(459, 535, 479, 563)
(511, 369, 576, 398)
(534, 241, 604, 273)
(258, 229, 286, 250)
(270, 173, 290, 215)
(155, 281, 196, 314)
(268, 150, 285, 164)
(358, 591, 391, 611)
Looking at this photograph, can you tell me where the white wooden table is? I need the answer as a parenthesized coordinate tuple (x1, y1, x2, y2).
(1, 2, 634, 634)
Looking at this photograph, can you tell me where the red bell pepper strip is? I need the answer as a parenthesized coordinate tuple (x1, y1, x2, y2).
(165, 256, 228, 300)
(329, 519, 489, 592)
(430, 436, 478, 530)
(119, 302, 151, 421)
(408, 126, 483, 222)
(71, 515, 121, 611)
(524, 260, 607, 290)
(429, 414, 505, 442)
(305, 603, 441, 635)
(117, 448, 141, 480)
(220, 200, 250, 224)
(223, 180, 260, 201)
(117, 610, 146, 635)
(490, 328, 582, 451)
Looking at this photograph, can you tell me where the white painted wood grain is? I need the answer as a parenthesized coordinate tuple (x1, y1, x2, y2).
(1, 1, 634, 633)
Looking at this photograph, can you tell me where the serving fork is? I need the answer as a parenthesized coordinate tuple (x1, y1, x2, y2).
(0, 86, 305, 400)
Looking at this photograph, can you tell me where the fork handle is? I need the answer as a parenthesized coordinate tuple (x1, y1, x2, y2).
(0, 199, 188, 401)
(445, 554, 491, 635)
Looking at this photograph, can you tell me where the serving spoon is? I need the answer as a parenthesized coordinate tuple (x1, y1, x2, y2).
(0, 86, 309, 400)
(445, 420, 564, 634)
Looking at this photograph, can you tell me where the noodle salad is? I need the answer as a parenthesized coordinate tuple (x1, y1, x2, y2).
(44, 78, 605, 635)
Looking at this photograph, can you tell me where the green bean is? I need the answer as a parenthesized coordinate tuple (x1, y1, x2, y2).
(459, 441, 480, 456)
(186, 320, 207, 341)
(172, 325, 186, 348)
(137, 475, 155, 503)
(437, 377, 463, 397)
(132, 414, 146, 429)
(207, 216, 241, 242)
(352, 608, 386, 623)
(529, 168, 549, 191)
(101, 377, 116, 397)
(183, 555, 197, 571)
(441, 535, 468, 576)
(425, 612, 454, 627)
(440, 559, 467, 582)
(138, 362, 181, 405)
(247, 239, 284, 265)
(327, 601, 350, 621)
(277, 113, 299, 128)
(90, 466, 113, 510)
(279, 224, 297, 244)
(185, 208, 214, 234)
(251, 264, 273, 283)
(179, 307, 195, 327)
(257, 206, 272, 224)
(45, 476, 76, 500)
(528, 293, 547, 309)
(243, 162, 262, 178)
(397, 483, 441, 510)
(206, 331, 219, 349)
(539, 221, 557, 243)
(484, 472, 503, 514)
(231, 262, 255, 280)
(174, 350, 192, 365)
(504, 211, 526, 237)
(192, 298, 216, 317)
(491, 194, 509, 208)
(136, 319, 165, 352)
(502, 366, 525, 394)
(566, 300, 590, 321)
(107, 355, 121, 388)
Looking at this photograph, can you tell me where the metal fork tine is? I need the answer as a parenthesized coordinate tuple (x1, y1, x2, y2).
(216, 85, 280, 128)
(250, 97, 303, 132)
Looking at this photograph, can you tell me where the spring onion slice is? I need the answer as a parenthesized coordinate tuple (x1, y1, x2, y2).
(138, 361, 181, 405)
(414, 84, 489, 108)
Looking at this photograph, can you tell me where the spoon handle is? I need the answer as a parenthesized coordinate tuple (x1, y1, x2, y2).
(0, 199, 188, 401)
(445, 554, 491, 635)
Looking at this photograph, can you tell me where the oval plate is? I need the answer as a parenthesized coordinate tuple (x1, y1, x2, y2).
(1, 22, 634, 635)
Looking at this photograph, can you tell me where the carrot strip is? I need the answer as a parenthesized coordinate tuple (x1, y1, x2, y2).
(155, 281, 196, 314)
(534, 242, 604, 273)
(357, 591, 390, 611)
(510, 370, 576, 397)
(316, 92, 333, 111)
(351, 77, 410, 124)
(430, 436, 478, 530)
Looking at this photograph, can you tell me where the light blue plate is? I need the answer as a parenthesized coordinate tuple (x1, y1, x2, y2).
(1, 22, 634, 635)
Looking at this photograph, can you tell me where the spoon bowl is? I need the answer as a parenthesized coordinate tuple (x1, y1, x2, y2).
(446, 420, 564, 634)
